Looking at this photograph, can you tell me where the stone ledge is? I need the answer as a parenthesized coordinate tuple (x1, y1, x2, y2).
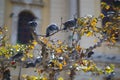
(11, 0, 44, 7)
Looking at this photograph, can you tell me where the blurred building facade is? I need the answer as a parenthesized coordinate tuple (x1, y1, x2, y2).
(0, 0, 120, 80)
(0, 0, 102, 43)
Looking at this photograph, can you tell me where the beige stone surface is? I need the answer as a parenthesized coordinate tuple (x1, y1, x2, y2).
(0, 0, 120, 80)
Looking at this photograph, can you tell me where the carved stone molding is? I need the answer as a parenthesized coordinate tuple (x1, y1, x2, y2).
(11, 0, 44, 7)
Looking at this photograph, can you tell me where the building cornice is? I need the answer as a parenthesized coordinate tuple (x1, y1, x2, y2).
(10, 0, 44, 7)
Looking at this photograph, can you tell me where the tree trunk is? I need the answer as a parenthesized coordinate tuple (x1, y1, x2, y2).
(0, 73, 4, 80)
(69, 68, 76, 80)
(18, 62, 22, 80)
(49, 70, 55, 80)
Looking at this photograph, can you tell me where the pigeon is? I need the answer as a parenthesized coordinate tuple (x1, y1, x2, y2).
(87, 51, 94, 58)
(3, 69, 11, 80)
(46, 24, 59, 37)
(25, 57, 42, 68)
(63, 18, 77, 30)
(106, 72, 115, 80)
(28, 21, 37, 27)
(10, 52, 23, 60)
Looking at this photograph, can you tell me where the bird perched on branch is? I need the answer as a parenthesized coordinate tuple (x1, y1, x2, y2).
(87, 51, 94, 58)
(25, 57, 42, 68)
(46, 24, 59, 37)
(28, 20, 37, 31)
(10, 52, 23, 60)
(28, 20, 37, 27)
(63, 18, 77, 30)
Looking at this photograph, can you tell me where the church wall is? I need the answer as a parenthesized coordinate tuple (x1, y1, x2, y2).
(49, 0, 70, 41)
(0, 0, 120, 79)
(0, 0, 5, 25)
(2, 0, 50, 44)
(41, 0, 50, 34)
(79, 0, 120, 54)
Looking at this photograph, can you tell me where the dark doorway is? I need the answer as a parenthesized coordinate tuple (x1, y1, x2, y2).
(17, 10, 36, 44)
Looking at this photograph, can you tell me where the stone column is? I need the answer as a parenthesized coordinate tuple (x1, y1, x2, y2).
(0, 0, 5, 25)
(69, 0, 77, 18)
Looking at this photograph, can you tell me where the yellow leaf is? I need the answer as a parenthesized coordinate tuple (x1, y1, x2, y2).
(43, 38, 48, 44)
(92, 18, 97, 22)
(57, 40, 62, 45)
(105, 66, 114, 74)
(3, 26, 8, 31)
(58, 77, 64, 80)
(0, 52, 2, 56)
(42, 77, 48, 80)
(28, 53, 33, 58)
(101, 2, 106, 7)
(82, 60, 88, 65)
(21, 57, 26, 61)
(31, 76, 38, 80)
(67, 71, 70, 75)
(22, 74, 27, 79)
(56, 48, 63, 54)
(117, 16, 120, 20)
(47, 43, 52, 48)
(105, 5, 110, 10)
(91, 22, 97, 27)
(94, 39, 98, 43)
(100, 13, 105, 19)
(5, 54, 10, 59)
(77, 18, 84, 25)
(93, 27, 98, 32)
(110, 64, 115, 69)
(59, 63, 63, 70)
(75, 45, 81, 52)
(0, 31, 2, 34)
(111, 39, 116, 43)
(73, 63, 78, 67)
(63, 60, 66, 65)
(32, 40, 37, 45)
(29, 45, 35, 49)
(86, 31, 93, 37)
(89, 78, 92, 80)
(82, 67, 88, 72)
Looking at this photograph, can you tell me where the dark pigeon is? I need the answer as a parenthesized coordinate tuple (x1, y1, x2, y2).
(10, 52, 23, 60)
(63, 18, 77, 30)
(87, 51, 94, 58)
(28, 21, 37, 27)
(25, 57, 42, 68)
(46, 24, 59, 37)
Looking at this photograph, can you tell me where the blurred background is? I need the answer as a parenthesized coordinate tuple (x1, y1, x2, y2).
(0, 0, 120, 80)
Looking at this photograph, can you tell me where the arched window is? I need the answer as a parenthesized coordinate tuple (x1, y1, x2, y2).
(17, 10, 36, 44)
